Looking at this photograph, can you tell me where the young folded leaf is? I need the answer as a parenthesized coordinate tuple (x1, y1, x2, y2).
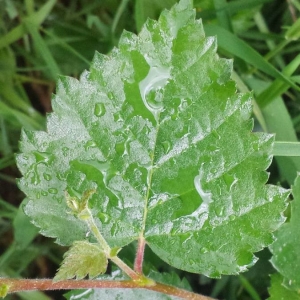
(16, 0, 289, 278)
(54, 241, 108, 281)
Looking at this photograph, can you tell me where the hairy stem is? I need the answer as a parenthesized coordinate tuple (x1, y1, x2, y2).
(134, 235, 146, 273)
(79, 201, 139, 280)
(0, 278, 215, 300)
(110, 256, 140, 281)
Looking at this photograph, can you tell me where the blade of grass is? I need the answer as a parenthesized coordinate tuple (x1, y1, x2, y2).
(112, 0, 130, 34)
(273, 142, 300, 156)
(0, 101, 43, 130)
(257, 53, 300, 107)
(24, 20, 61, 79)
(0, 83, 41, 117)
(246, 77, 300, 184)
(254, 11, 285, 69)
(197, 0, 272, 20)
(0, 155, 15, 170)
(0, 118, 12, 155)
(213, 0, 233, 31)
(0, 0, 56, 49)
(204, 24, 300, 91)
(42, 29, 91, 66)
(239, 275, 261, 300)
(0, 198, 17, 215)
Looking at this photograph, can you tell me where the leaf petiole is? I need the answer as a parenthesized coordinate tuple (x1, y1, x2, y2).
(67, 190, 140, 281)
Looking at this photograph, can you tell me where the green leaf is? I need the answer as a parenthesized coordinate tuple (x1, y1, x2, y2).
(17, 0, 288, 277)
(64, 269, 189, 299)
(268, 273, 300, 300)
(148, 270, 192, 291)
(270, 175, 300, 290)
(13, 198, 39, 249)
(64, 287, 180, 300)
(54, 241, 108, 281)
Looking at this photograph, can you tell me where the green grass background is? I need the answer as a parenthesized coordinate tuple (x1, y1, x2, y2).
(0, 0, 300, 299)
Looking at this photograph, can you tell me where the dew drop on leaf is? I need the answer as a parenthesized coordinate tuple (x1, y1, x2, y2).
(41, 190, 48, 196)
(115, 142, 125, 156)
(98, 212, 111, 224)
(62, 147, 69, 157)
(215, 206, 224, 217)
(229, 215, 236, 221)
(162, 141, 171, 154)
(84, 140, 97, 151)
(223, 173, 238, 192)
(54, 196, 63, 203)
(212, 130, 221, 140)
(200, 247, 208, 254)
(43, 173, 52, 181)
(139, 66, 170, 119)
(108, 92, 114, 100)
(94, 103, 106, 117)
(48, 188, 58, 194)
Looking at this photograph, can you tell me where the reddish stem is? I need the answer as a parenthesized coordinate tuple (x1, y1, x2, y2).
(0, 278, 215, 300)
(134, 236, 146, 273)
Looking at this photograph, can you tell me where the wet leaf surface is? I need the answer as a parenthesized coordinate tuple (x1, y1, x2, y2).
(17, 0, 288, 277)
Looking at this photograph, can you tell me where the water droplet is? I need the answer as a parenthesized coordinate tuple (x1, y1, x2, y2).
(169, 239, 176, 245)
(48, 188, 58, 194)
(178, 98, 190, 112)
(62, 147, 69, 157)
(94, 103, 106, 117)
(253, 140, 259, 151)
(215, 206, 224, 217)
(151, 219, 158, 225)
(171, 113, 177, 121)
(113, 112, 123, 123)
(194, 165, 213, 204)
(27, 170, 40, 185)
(57, 172, 67, 181)
(139, 66, 170, 121)
(43, 173, 52, 181)
(110, 223, 120, 236)
(200, 247, 208, 254)
(53, 195, 63, 203)
(223, 173, 238, 191)
(84, 140, 97, 151)
(108, 92, 114, 100)
(115, 142, 125, 155)
(23, 155, 29, 160)
(212, 130, 221, 140)
(162, 141, 171, 153)
(41, 190, 48, 196)
(98, 212, 110, 224)
(36, 192, 41, 199)
(229, 214, 236, 221)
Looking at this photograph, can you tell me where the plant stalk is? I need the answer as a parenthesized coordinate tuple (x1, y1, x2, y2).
(0, 278, 216, 300)
(134, 235, 146, 273)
